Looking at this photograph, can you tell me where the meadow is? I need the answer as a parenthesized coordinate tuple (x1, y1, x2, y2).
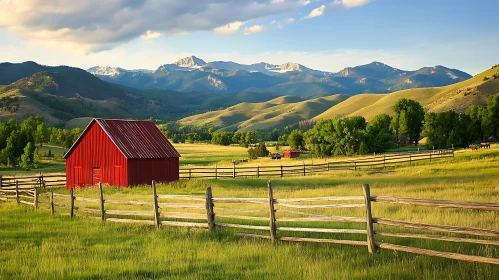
(0, 145, 498, 279)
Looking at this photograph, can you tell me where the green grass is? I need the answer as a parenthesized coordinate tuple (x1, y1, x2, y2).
(1, 146, 498, 279)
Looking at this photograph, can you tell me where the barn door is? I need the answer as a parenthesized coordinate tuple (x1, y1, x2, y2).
(74, 167, 82, 186)
(92, 167, 101, 186)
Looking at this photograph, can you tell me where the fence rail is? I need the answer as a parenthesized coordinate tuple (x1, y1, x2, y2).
(1, 178, 498, 266)
(0, 150, 454, 188)
(0, 173, 66, 189)
(179, 149, 454, 179)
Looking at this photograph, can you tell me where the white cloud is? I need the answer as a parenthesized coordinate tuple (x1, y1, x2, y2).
(213, 21, 245, 36)
(243, 25, 266, 35)
(141, 30, 161, 41)
(272, 18, 295, 28)
(332, 0, 371, 8)
(304, 5, 326, 19)
(0, 0, 307, 53)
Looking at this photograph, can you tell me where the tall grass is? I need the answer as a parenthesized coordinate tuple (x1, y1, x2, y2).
(1, 146, 498, 279)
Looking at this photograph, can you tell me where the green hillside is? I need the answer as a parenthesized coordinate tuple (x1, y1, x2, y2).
(315, 65, 499, 121)
(180, 65, 499, 131)
(180, 94, 349, 131)
(0, 65, 283, 126)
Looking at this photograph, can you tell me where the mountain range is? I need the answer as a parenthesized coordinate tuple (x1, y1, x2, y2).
(0, 62, 280, 126)
(88, 56, 472, 97)
(1, 59, 496, 132)
(180, 65, 499, 132)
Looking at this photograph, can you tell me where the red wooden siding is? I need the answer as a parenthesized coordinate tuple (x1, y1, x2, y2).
(283, 150, 301, 158)
(66, 121, 128, 188)
(127, 158, 179, 186)
(65, 118, 180, 189)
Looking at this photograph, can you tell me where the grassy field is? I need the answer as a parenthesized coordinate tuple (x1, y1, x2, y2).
(0, 146, 498, 279)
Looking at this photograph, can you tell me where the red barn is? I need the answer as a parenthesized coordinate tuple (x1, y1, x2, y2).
(64, 118, 180, 188)
(283, 150, 301, 158)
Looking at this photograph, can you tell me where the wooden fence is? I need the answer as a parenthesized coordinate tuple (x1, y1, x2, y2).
(0, 173, 66, 190)
(1, 179, 497, 266)
(179, 149, 454, 179)
(0, 149, 454, 188)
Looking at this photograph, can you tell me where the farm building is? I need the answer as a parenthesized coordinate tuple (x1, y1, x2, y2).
(283, 150, 301, 158)
(64, 118, 180, 188)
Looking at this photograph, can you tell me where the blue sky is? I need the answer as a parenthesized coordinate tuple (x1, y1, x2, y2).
(0, 0, 498, 74)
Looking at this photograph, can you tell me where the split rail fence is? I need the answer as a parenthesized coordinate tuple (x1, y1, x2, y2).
(179, 149, 454, 179)
(0, 173, 66, 189)
(1, 179, 497, 266)
(0, 149, 453, 187)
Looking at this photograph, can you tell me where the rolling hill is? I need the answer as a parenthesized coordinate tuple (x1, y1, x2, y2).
(180, 95, 349, 132)
(315, 65, 499, 121)
(180, 65, 499, 131)
(88, 56, 471, 97)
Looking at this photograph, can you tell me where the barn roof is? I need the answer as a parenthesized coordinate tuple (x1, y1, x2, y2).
(64, 118, 180, 159)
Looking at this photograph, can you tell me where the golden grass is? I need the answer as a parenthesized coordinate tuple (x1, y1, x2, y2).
(1, 144, 499, 279)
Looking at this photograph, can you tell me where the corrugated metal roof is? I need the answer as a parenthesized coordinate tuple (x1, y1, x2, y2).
(64, 118, 180, 159)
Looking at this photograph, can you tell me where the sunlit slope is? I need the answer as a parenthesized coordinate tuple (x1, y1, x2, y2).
(180, 94, 349, 131)
(315, 66, 499, 121)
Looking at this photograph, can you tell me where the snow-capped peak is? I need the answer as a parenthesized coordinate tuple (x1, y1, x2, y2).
(87, 66, 125, 76)
(173, 56, 207, 67)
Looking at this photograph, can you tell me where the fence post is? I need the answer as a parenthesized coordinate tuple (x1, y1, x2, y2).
(205, 186, 215, 231)
(34, 187, 38, 209)
(303, 163, 306, 176)
(280, 165, 283, 177)
(267, 181, 277, 243)
(215, 164, 218, 180)
(409, 155, 412, 166)
(152, 181, 160, 229)
(70, 188, 74, 219)
(327, 162, 330, 172)
(362, 184, 376, 254)
(99, 182, 106, 223)
(50, 192, 54, 216)
(257, 166, 260, 178)
(189, 169, 192, 180)
(233, 162, 236, 178)
(383, 155, 386, 169)
(430, 152, 432, 162)
(15, 180, 20, 204)
(0, 174, 3, 189)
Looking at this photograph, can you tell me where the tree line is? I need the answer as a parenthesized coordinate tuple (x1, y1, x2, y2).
(287, 95, 499, 157)
(0, 117, 82, 170)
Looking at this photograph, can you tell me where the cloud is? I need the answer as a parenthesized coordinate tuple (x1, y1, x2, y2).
(0, 0, 307, 53)
(213, 21, 245, 36)
(141, 30, 161, 41)
(243, 25, 265, 35)
(332, 0, 371, 8)
(272, 18, 295, 28)
(304, 5, 326, 19)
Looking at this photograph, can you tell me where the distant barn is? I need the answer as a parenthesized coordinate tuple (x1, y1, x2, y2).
(64, 118, 180, 188)
(283, 150, 301, 158)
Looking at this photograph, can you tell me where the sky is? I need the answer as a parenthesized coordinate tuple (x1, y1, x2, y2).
(0, 0, 498, 75)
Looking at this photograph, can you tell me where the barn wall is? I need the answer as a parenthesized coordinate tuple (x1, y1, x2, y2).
(65, 122, 128, 188)
(127, 158, 179, 186)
